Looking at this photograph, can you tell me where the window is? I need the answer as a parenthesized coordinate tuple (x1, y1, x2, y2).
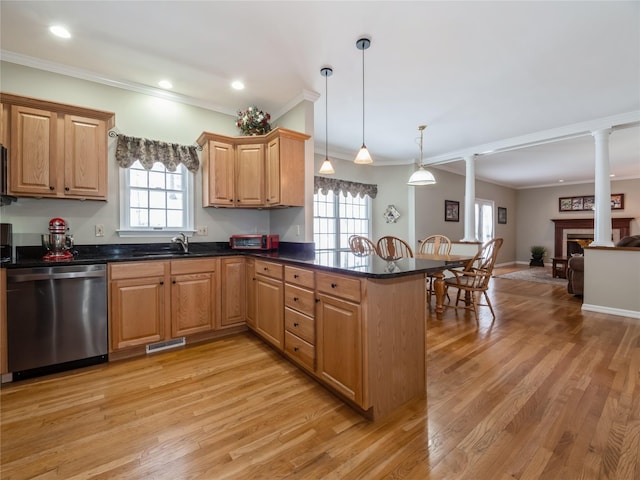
(119, 160, 194, 236)
(475, 198, 495, 243)
(314, 190, 371, 267)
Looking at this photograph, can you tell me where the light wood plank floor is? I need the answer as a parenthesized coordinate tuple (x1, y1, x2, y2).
(2, 267, 639, 479)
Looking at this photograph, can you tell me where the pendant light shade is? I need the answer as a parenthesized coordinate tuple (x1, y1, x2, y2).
(407, 125, 437, 186)
(319, 67, 335, 174)
(354, 37, 373, 165)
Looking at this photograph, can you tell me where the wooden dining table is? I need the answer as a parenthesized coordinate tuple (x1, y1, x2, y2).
(415, 253, 475, 317)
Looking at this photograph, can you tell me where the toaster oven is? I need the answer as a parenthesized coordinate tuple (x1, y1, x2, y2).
(230, 234, 279, 250)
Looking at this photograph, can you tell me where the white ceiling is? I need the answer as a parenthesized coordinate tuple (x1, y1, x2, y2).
(1, 1, 639, 189)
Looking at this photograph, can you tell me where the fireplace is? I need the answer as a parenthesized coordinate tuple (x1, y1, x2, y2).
(566, 233, 594, 256)
(551, 218, 633, 257)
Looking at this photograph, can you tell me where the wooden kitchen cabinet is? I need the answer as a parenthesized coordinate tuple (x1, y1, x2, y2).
(253, 259, 284, 350)
(283, 265, 316, 372)
(0, 93, 114, 200)
(245, 258, 256, 328)
(220, 257, 246, 328)
(0, 268, 7, 375)
(315, 271, 364, 407)
(170, 258, 218, 337)
(197, 128, 309, 208)
(109, 261, 168, 351)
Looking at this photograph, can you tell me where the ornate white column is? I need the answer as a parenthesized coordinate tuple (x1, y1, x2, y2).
(591, 128, 614, 247)
(462, 154, 478, 242)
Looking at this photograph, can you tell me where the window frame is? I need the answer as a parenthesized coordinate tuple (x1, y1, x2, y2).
(475, 198, 495, 243)
(117, 161, 195, 238)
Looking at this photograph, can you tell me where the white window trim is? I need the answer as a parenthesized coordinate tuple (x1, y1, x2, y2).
(117, 163, 195, 238)
(313, 190, 372, 252)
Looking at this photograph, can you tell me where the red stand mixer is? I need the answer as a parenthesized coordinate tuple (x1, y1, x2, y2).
(42, 217, 74, 261)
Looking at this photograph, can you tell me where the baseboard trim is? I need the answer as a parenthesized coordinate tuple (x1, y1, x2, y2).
(581, 303, 640, 319)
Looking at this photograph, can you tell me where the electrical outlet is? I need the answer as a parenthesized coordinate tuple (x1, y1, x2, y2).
(196, 226, 208, 236)
(95, 224, 104, 237)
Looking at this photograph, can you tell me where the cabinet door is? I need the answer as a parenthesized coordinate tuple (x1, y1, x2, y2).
(265, 137, 280, 205)
(64, 114, 107, 199)
(246, 259, 256, 328)
(316, 293, 363, 406)
(110, 276, 166, 350)
(220, 257, 246, 328)
(9, 105, 58, 196)
(274, 133, 305, 207)
(203, 140, 235, 206)
(171, 272, 216, 337)
(235, 143, 264, 206)
(255, 274, 283, 349)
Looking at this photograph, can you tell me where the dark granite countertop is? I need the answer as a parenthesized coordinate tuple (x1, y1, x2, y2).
(4, 242, 464, 279)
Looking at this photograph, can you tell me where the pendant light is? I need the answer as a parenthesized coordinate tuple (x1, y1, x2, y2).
(354, 37, 373, 164)
(318, 67, 335, 175)
(407, 125, 437, 186)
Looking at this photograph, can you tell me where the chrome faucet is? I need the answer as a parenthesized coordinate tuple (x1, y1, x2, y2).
(171, 232, 189, 253)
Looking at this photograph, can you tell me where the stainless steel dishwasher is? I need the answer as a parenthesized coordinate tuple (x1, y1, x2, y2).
(6, 264, 108, 380)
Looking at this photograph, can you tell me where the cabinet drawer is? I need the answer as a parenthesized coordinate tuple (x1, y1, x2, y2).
(255, 260, 283, 280)
(284, 265, 314, 289)
(284, 284, 315, 317)
(316, 272, 361, 303)
(284, 330, 315, 372)
(284, 308, 315, 345)
(109, 261, 167, 280)
(171, 258, 217, 275)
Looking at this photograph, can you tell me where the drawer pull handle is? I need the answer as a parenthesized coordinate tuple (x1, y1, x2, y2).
(294, 274, 299, 278)
(263, 267, 268, 271)
(293, 297, 299, 302)
(293, 346, 299, 352)
(293, 322, 299, 327)
(331, 283, 337, 288)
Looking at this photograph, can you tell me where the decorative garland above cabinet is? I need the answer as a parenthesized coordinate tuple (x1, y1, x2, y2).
(197, 128, 310, 208)
(0, 93, 116, 201)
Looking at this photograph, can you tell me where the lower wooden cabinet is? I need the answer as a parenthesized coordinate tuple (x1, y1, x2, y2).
(220, 257, 246, 328)
(109, 261, 168, 351)
(253, 259, 284, 350)
(245, 258, 256, 328)
(109, 258, 218, 352)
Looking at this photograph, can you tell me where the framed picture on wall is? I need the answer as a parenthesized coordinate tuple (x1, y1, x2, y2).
(497, 207, 507, 224)
(558, 193, 624, 211)
(444, 200, 459, 222)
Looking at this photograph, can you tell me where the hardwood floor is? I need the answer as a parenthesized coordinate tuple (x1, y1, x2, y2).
(2, 267, 639, 479)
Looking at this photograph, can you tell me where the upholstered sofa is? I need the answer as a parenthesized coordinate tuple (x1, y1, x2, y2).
(567, 235, 640, 296)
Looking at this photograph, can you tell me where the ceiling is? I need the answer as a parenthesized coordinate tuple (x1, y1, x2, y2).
(1, 1, 639, 189)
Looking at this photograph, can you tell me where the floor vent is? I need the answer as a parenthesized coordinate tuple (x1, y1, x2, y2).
(146, 337, 186, 354)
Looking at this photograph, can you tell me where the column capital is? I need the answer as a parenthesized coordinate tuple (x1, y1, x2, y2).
(591, 128, 612, 138)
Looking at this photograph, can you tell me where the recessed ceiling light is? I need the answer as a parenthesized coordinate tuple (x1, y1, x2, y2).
(158, 80, 173, 89)
(610, 174, 615, 178)
(558, 179, 564, 183)
(231, 80, 245, 90)
(49, 25, 71, 39)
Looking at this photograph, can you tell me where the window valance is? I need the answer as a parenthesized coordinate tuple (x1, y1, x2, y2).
(115, 133, 200, 173)
(314, 176, 378, 199)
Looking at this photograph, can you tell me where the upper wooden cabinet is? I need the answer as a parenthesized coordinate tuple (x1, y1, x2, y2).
(0, 93, 115, 200)
(197, 127, 309, 208)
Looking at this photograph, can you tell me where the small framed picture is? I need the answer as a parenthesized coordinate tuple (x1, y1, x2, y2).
(611, 193, 624, 210)
(497, 207, 507, 224)
(559, 197, 572, 211)
(445, 200, 459, 222)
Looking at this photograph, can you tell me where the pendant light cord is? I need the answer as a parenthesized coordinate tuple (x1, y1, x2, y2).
(361, 44, 365, 146)
(326, 71, 329, 157)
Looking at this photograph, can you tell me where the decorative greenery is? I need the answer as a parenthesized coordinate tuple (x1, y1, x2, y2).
(236, 106, 272, 135)
(530, 245, 546, 257)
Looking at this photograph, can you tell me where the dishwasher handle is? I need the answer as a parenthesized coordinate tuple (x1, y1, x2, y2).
(8, 270, 106, 282)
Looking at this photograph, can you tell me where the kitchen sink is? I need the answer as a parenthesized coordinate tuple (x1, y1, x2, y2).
(131, 251, 191, 258)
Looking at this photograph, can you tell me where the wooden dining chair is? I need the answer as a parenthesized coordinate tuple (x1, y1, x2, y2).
(444, 237, 503, 321)
(376, 236, 414, 260)
(348, 235, 378, 256)
(418, 235, 452, 305)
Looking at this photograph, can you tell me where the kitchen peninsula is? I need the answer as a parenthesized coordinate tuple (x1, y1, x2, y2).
(3, 244, 465, 420)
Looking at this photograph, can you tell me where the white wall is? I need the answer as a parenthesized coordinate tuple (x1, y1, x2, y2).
(0, 62, 312, 246)
(583, 247, 640, 318)
(516, 178, 640, 263)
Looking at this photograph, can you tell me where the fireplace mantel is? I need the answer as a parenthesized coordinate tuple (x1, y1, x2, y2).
(551, 218, 634, 257)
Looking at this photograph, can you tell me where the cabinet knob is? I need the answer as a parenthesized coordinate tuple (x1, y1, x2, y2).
(64, 187, 70, 191)
(331, 283, 337, 288)
(49, 186, 55, 190)
(293, 322, 299, 327)
(293, 297, 299, 302)
(315, 298, 320, 303)
(263, 267, 268, 271)
(237, 199, 241, 202)
(172, 280, 176, 284)
(293, 346, 299, 352)
(229, 199, 233, 202)
(159, 281, 164, 285)
(293, 274, 299, 279)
